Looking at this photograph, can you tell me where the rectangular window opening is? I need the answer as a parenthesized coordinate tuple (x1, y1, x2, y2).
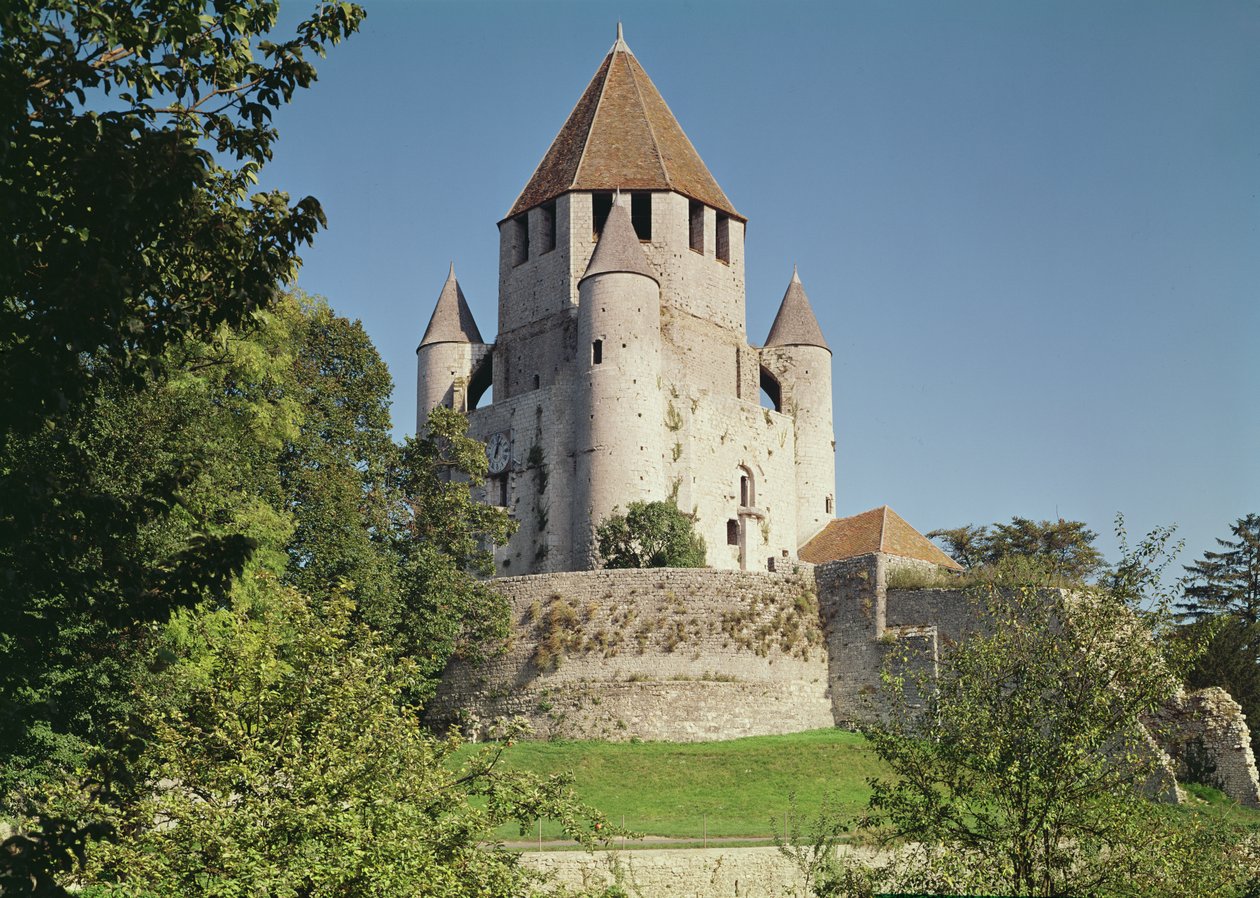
(689, 200, 704, 253)
(727, 519, 740, 546)
(592, 192, 613, 239)
(826, 496, 834, 515)
(540, 201, 556, 254)
(631, 192, 652, 241)
(716, 213, 730, 264)
(513, 214, 529, 266)
(592, 339, 603, 365)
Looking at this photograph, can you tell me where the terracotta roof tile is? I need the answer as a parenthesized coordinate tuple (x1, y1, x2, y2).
(418, 263, 483, 348)
(506, 32, 741, 221)
(799, 506, 964, 571)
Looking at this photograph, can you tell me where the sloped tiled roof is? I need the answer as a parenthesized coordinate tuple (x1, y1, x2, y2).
(765, 266, 829, 351)
(418, 263, 483, 349)
(800, 505, 964, 571)
(581, 192, 659, 284)
(505, 26, 742, 222)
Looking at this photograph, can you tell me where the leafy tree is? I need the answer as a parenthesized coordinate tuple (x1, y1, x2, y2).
(1, 0, 363, 429)
(380, 406, 517, 695)
(1, 0, 362, 803)
(1181, 513, 1260, 623)
(856, 525, 1255, 897)
(278, 294, 400, 613)
(922, 523, 988, 569)
(928, 516, 1106, 581)
(35, 584, 603, 897)
(596, 500, 706, 569)
(0, 308, 301, 801)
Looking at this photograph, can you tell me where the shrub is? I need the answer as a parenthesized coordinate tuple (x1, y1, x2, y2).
(596, 501, 706, 569)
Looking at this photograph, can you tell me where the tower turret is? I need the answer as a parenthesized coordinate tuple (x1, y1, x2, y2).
(760, 267, 835, 542)
(415, 263, 489, 431)
(573, 192, 664, 567)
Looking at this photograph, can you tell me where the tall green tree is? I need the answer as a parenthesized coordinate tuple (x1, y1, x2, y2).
(1, 0, 363, 428)
(855, 525, 1255, 897)
(1178, 513, 1260, 759)
(928, 516, 1106, 582)
(1180, 513, 1260, 623)
(278, 294, 399, 614)
(35, 585, 603, 898)
(0, 0, 363, 800)
(384, 407, 517, 694)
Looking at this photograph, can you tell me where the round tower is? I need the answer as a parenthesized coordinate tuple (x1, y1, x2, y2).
(574, 193, 664, 568)
(760, 267, 835, 544)
(415, 263, 487, 432)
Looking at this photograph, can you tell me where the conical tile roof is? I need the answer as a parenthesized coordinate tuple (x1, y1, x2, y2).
(418, 263, 483, 348)
(580, 191, 658, 284)
(505, 26, 741, 222)
(764, 267, 829, 351)
(799, 505, 964, 571)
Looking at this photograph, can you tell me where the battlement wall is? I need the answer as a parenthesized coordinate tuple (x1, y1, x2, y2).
(426, 567, 833, 742)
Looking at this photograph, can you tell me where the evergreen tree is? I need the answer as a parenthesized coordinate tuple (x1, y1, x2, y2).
(1181, 514, 1260, 623)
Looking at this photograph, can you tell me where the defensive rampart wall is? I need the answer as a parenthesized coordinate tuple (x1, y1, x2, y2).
(426, 568, 834, 742)
(429, 559, 1260, 806)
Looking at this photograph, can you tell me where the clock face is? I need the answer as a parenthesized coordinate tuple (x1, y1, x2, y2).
(486, 432, 511, 474)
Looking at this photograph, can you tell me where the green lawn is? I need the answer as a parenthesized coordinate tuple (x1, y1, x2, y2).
(455, 728, 1260, 846)
(454, 728, 887, 842)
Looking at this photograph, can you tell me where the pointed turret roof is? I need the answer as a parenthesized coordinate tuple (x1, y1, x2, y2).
(505, 25, 742, 222)
(764, 266, 829, 351)
(580, 191, 658, 284)
(418, 263, 483, 349)
(799, 506, 965, 571)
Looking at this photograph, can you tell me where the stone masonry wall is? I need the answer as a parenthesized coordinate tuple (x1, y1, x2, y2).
(523, 847, 816, 898)
(815, 554, 886, 725)
(1149, 687, 1260, 808)
(426, 568, 832, 742)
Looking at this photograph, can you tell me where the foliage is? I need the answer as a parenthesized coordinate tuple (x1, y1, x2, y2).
(32, 584, 604, 897)
(595, 501, 706, 569)
(0, 0, 362, 806)
(1181, 513, 1260, 623)
(858, 524, 1254, 897)
(1175, 515, 1260, 767)
(279, 294, 398, 612)
(928, 515, 1106, 581)
(0, 298, 520, 888)
(0, 307, 301, 802)
(773, 792, 852, 897)
(1182, 615, 1260, 760)
(383, 406, 518, 693)
(1, 0, 364, 428)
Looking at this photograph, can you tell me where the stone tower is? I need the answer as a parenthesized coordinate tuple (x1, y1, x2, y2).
(415, 263, 489, 418)
(760, 267, 835, 542)
(416, 26, 837, 575)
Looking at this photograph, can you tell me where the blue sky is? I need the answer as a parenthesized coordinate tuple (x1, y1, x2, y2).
(257, 0, 1259, 574)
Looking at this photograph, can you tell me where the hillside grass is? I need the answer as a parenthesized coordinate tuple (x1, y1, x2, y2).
(455, 728, 1260, 846)
(455, 728, 886, 842)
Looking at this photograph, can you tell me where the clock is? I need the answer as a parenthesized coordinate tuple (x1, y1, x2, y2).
(486, 432, 512, 474)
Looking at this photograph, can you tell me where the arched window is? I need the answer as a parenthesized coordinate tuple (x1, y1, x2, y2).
(737, 465, 755, 508)
(759, 367, 782, 413)
(467, 356, 493, 410)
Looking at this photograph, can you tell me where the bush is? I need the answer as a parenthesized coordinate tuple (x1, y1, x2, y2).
(596, 501, 706, 569)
